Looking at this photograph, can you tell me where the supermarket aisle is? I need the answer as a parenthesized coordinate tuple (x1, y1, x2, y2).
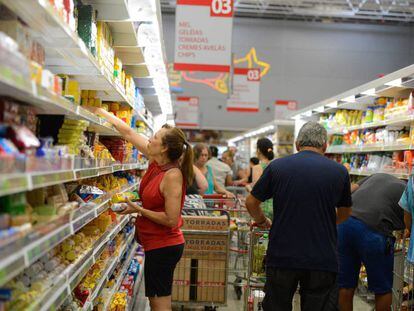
(171, 284, 373, 311)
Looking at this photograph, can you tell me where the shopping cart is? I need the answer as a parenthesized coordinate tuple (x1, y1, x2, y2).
(391, 230, 411, 310)
(172, 209, 231, 310)
(202, 194, 251, 300)
(245, 225, 300, 311)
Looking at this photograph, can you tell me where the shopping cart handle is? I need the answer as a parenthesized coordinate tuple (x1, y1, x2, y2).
(202, 194, 226, 199)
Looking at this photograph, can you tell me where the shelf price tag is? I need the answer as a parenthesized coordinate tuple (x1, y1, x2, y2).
(0, 255, 25, 287)
(0, 175, 29, 197)
(26, 225, 72, 265)
(227, 68, 260, 113)
(32, 171, 74, 188)
(76, 168, 98, 180)
(174, 0, 234, 72)
(72, 210, 96, 232)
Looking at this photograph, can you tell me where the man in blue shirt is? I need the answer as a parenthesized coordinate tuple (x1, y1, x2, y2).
(246, 121, 352, 311)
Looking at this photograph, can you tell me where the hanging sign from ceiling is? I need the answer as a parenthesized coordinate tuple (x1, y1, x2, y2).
(274, 100, 298, 120)
(175, 96, 200, 128)
(174, 0, 234, 72)
(227, 68, 260, 112)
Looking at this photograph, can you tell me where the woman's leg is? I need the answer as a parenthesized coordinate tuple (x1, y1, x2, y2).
(148, 296, 173, 311)
(144, 244, 185, 310)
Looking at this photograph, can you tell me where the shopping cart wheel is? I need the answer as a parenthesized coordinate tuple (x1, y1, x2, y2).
(234, 276, 243, 300)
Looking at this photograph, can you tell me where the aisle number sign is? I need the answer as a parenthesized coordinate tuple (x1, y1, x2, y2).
(175, 97, 200, 128)
(227, 68, 260, 112)
(274, 100, 298, 119)
(174, 0, 234, 72)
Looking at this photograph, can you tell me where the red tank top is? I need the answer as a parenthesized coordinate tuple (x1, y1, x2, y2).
(136, 161, 185, 251)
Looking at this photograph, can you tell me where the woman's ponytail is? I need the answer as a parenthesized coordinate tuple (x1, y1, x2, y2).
(161, 124, 194, 185)
(181, 142, 194, 185)
(257, 137, 274, 161)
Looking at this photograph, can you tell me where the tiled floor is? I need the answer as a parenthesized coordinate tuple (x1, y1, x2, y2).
(172, 283, 374, 311)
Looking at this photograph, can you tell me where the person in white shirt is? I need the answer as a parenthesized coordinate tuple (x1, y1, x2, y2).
(207, 146, 232, 189)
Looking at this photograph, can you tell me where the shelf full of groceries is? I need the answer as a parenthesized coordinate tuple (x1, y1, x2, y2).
(0, 0, 173, 309)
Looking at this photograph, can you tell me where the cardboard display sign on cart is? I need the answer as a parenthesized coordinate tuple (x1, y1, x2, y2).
(174, 96, 200, 128)
(174, 0, 234, 72)
(227, 68, 260, 112)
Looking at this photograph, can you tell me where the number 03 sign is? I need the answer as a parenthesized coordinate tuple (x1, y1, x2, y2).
(227, 68, 261, 112)
(174, 0, 234, 72)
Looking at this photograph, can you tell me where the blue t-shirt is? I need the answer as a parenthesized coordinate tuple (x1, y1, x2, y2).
(251, 150, 352, 273)
(399, 175, 414, 263)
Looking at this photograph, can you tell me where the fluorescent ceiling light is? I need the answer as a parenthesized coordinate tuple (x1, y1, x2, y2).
(361, 88, 376, 96)
(301, 110, 312, 117)
(327, 101, 338, 108)
(313, 106, 325, 113)
(385, 78, 403, 87)
(341, 95, 355, 103)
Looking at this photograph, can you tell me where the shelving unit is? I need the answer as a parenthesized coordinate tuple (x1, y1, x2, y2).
(0, 162, 146, 197)
(35, 216, 132, 311)
(0, 0, 170, 308)
(228, 120, 295, 162)
(0, 181, 139, 287)
(291, 64, 414, 180)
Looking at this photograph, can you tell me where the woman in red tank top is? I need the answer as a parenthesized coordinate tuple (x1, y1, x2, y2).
(85, 106, 193, 311)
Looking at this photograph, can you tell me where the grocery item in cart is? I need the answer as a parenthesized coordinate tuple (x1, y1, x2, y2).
(252, 233, 268, 277)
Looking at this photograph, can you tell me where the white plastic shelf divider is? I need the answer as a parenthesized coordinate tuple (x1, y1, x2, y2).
(0, 162, 146, 197)
(0, 182, 138, 287)
(326, 114, 414, 135)
(35, 215, 132, 311)
(327, 143, 412, 154)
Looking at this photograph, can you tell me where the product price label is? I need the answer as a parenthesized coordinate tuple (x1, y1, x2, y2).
(174, 0, 234, 72)
(175, 97, 200, 128)
(27, 225, 72, 264)
(0, 175, 29, 197)
(32, 171, 74, 188)
(227, 68, 260, 112)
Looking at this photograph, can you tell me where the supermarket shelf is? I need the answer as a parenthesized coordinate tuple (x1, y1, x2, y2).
(33, 215, 132, 311)
(137, 111, 154, 132)
(89, 0, 131, 21)
(85, 239, 137, 311)
(1, 0, 136, 111)
(292, 64, 414, 120)
(102, 238, 138, 310)
(0, 65, 119, 137)
(0, 162, 146, 197)
(349, 169, 409, 180)
(0, 182, 138, 287)
(129, 258, 145, 311)
(327, 143, 412, 154)
(327, 114, 414, 135)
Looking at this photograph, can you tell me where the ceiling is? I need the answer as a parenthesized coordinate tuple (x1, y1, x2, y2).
(161, 0, 414, 24)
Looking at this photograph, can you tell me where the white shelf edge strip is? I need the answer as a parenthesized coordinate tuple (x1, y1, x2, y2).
(0, 162, 147, 197)
(327, 144, 412, 153)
